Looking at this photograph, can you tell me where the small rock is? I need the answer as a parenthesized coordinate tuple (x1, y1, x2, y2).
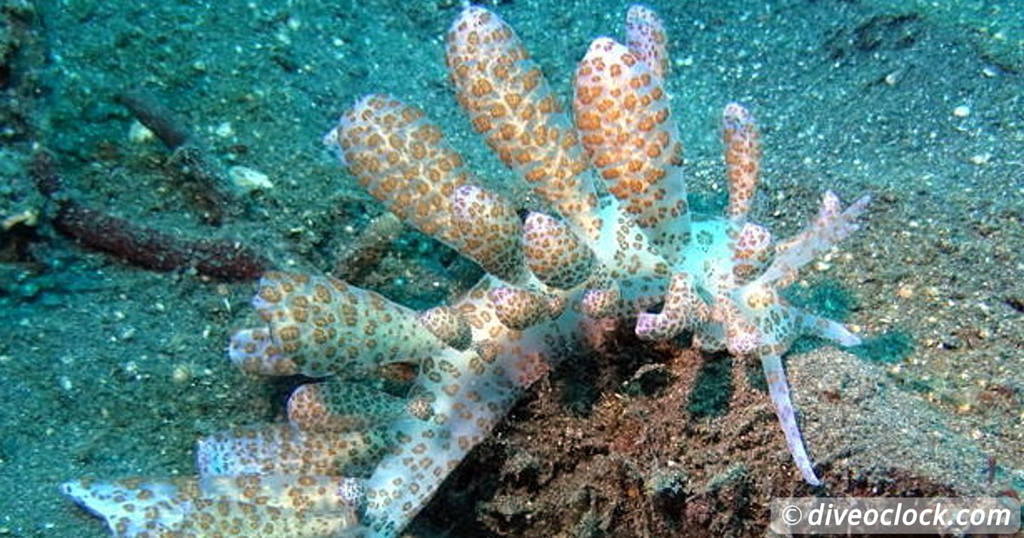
(952, 105, 970, 118)
(128, 120, 154, 143)
(968, 153, 991, 165)
(229, 165, 274, 192)
(172, 364, 192, 384)
(215, 122, 234, 138)
(2, 208, 38, 230)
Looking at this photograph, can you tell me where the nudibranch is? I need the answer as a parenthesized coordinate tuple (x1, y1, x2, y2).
(62, 5, 868, 537)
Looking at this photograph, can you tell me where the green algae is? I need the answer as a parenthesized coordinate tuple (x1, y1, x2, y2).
(850, 330, 916, 365)
(687, 354, 732, 419)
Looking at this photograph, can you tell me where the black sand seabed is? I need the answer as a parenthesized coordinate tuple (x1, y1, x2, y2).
(0, 0, 1021, 536)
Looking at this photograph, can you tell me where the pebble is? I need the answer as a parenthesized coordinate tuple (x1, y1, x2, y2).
(1, 208, 38, 230)
(215, 122, 235, 138)
(172, 364, 192, 384)
(229, 165, 274, 191)
(952, 105, 970, 118)
(128, 120, 155, 143)
(968, 153, 991, 165)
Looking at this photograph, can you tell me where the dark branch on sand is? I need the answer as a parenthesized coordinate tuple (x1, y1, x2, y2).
(32, 151, 269, 281)
(115, 91, 236, 225)
(115, 91, 191, 150)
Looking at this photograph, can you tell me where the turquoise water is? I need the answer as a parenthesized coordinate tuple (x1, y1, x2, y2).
(1, 0, 1021, 536)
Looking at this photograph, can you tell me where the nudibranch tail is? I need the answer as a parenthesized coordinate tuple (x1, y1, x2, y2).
(762, 354, 823, 486)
